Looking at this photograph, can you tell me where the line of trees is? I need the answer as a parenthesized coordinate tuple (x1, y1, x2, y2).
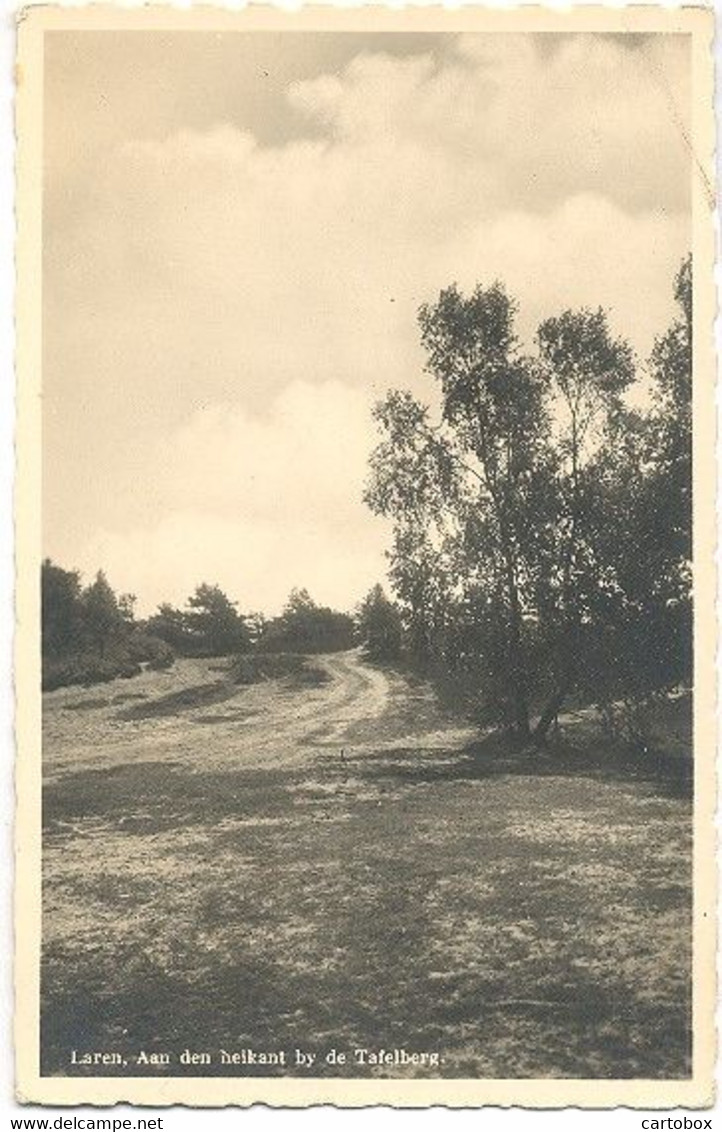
(145, 584, 355, 656)
(364, 258, 692, 742)
(147, 584, 253, 657)
(42, 565, 358, 690)
(41, 562, 175, 690)
(255, 588, 355, 654)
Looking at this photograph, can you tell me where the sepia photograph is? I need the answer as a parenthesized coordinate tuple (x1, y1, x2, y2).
(14, 4, 716, 1108)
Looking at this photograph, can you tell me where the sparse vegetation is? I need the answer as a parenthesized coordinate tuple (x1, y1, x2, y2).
(228, 652, 330, 687)
(42, 652, 691, 1079)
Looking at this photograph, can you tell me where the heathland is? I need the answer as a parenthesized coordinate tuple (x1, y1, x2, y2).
(42, 649, 691, 1079)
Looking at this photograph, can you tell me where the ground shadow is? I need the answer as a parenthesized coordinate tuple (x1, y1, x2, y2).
(346, 730, 692, 799)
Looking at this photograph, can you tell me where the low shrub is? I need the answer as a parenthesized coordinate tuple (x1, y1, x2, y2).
(42, 651, 140, 692)
(127, 631, 175, 671)
(42, 631, 175, 691)
(228, 652, 328, 687)
(598, 688, 692, 760)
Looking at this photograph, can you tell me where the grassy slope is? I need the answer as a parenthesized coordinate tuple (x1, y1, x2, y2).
(41, 655, 691, 1079)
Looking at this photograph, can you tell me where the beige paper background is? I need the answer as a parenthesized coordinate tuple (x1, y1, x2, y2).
(14, 2, 717, 1108)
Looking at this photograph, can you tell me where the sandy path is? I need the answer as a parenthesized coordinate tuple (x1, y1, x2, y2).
(41, 649, 693, 1081)
(42, 649, 476, 780)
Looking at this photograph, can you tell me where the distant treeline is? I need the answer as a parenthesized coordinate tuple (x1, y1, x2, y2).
(41, 563, 175, 691)
(147, 585, 356, 657)
(41, 565, 362, 691)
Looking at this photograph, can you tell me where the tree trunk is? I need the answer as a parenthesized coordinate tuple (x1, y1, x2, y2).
(505, 558, 530, 738)
(533, 686, 567, 744)
(477, 443, 530, 738)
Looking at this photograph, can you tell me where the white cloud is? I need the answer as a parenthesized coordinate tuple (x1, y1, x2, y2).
(290, 34, 691, 213)
(75, 382, 390, 616)
(151, 381, 375, 520)
(79, 509, 390, 619)
(460, 195, 689, 357)
(44, 34, 692, 612)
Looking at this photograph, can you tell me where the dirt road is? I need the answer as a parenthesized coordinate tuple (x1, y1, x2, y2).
(41, 651, 692, 1080)
(42, 649, 475, 780)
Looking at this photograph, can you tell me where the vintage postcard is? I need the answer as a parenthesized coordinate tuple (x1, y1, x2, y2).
(15, 3, 716, 1108)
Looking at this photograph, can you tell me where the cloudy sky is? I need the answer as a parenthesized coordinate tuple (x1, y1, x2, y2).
(43, 30, 691, 616)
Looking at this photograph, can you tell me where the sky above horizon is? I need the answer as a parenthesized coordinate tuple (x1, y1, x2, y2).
(43, 30, 692, 617)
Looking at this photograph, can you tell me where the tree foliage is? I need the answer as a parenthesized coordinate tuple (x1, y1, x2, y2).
(357, 584, 403, 661)
(147, 583, 252, 657)
(258, 588, 355, 654)
(81, 571, 125, 658)
(41, 559, 82, 656)
(366, 262, 692, 740)
(41, 561, 174, 690)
